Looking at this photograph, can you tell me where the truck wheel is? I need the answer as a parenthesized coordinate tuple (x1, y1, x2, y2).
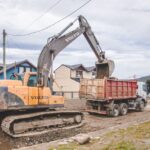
(137, 100, 145, 112)
(119, 103, 128, 116)
(110, 104, 120, 117)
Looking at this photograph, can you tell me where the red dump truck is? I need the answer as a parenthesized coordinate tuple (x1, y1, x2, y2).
(79, 78, 147, 117)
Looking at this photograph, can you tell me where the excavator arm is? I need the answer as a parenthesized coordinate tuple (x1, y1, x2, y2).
(37, 15, 114, 87)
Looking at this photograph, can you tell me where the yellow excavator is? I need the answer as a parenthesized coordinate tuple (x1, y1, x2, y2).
(0, 15, 114, 137)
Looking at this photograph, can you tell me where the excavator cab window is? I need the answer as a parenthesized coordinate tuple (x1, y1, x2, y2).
(27, 75, 37, 87)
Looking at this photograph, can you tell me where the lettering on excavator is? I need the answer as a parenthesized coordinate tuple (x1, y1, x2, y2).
(65, 32, 80, 42)
(31, 96, 49, 99)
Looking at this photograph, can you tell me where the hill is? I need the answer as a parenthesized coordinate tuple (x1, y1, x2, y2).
(137, 75, 150, 82)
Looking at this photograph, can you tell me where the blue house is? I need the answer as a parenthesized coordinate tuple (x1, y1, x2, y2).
(0, 60, 37, 80)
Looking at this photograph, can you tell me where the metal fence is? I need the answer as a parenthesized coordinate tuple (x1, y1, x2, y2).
(54, 91, 79, 99)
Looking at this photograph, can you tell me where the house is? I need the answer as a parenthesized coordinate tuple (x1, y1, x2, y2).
(0, 60, 37, 79)
(53, 64, 96, 99)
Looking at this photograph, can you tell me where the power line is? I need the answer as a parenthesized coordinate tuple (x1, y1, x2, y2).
(22, 0, 63, 32)
(7, 0, 92, 37)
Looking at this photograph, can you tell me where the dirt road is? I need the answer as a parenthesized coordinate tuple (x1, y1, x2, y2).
(0, 99, 150, 150)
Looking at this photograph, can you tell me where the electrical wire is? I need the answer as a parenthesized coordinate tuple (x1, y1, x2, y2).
(7, 0, 92, 37)
(21, 0, 63, 32)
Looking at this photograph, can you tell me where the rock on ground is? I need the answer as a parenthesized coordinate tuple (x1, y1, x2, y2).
(72, 134, 90, 144)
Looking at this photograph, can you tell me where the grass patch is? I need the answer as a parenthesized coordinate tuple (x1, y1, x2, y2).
(49, 142, 77, 150)
(105, 122, 150, 140)
(102, 141, 136, 150)
(102, 122, 150, 150)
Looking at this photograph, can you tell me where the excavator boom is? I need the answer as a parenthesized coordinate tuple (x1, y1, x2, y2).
(37, 15, 115, 87)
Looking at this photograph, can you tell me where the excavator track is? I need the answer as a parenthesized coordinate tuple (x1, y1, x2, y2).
(1, 110, 84, 138)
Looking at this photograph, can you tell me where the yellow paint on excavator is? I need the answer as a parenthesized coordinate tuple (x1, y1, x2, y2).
(0, 80, 22, 86)
(0, 72, 64, 110)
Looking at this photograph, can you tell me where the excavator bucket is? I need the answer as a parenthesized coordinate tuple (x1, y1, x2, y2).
(96, 60, 115, 79)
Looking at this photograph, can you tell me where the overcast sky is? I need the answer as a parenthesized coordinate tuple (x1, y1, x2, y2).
(0, 0, 150, 79)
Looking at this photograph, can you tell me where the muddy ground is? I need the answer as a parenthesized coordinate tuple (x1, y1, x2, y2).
(0, 99, 150, 150)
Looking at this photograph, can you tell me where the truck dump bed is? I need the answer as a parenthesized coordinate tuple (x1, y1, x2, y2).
(79, 78, 137, 101)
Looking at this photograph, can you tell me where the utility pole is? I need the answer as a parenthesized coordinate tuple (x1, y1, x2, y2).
(3, 29, 7, 79)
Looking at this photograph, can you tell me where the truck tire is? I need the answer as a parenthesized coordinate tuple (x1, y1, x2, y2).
(137, 100, 145, 112)
(119, 103, 128, 116)
(109, 104, 120, 117)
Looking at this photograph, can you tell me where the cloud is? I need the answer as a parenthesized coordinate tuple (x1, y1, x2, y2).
(0, 0, 149, 79)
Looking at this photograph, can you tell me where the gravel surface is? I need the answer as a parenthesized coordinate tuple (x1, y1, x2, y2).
(0, 99, 149, 150)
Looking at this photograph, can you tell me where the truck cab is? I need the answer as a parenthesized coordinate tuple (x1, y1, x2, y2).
(137, 81, 148, 100)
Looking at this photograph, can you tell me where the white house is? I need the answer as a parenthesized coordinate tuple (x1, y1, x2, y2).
(53, 64, 96, 99)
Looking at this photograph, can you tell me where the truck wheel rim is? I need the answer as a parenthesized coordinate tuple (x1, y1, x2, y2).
(114, 107, 119, 116)
(140, 102, 144, 109)
(122, 106, 127, 114)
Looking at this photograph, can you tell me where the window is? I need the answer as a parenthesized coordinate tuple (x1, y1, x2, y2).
(19, 67, 32, 73)
(27, 75, 37, 87)
(76, 70, 83, 78)
(26, 67, 30, 72)
(142, 84, 147, 92)
(19, 67, 24, 74)
(92, 71, 96, 78)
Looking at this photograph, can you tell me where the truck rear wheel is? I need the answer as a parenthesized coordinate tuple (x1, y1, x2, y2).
(119, 103, 128, 116)
(109, 104, 120, 117)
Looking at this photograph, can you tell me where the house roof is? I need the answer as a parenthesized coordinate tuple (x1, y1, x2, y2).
(65, 64, 84, 70)
(0, 59, 37, 74)
(65, 64, 96, 72)
(55, 64, 96, 72)
(85, 66, 96, 72)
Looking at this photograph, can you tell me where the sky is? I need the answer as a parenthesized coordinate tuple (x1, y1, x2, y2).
(0, 0, 150, 79)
